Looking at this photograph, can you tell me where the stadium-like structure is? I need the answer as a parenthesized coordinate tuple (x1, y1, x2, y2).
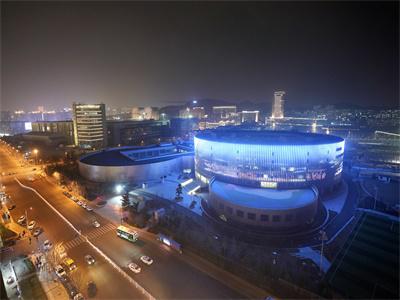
(194, 129, 345, 228)
(79, 143, 193, 183)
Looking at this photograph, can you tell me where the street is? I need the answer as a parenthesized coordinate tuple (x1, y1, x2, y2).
(0, 143, 249, 299)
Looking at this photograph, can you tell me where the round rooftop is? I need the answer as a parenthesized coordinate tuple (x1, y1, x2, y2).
(195, 129, 344, 145)
(79, 145, 191, 166)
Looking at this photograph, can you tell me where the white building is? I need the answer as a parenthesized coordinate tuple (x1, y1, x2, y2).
(72, 102, 107, 149)
(240, 110, 259, 123)
(271, 91, 285, 119)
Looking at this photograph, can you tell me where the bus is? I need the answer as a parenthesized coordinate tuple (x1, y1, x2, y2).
(116, 225, 139, 242)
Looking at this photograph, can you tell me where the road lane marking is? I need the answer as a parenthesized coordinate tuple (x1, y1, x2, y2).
(63, 225, 116, 250)
(15, 178, 155, 300)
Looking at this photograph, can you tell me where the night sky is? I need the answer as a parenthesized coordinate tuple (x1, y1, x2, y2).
(1, 1, 398, 111)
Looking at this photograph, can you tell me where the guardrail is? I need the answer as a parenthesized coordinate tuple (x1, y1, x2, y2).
(14, 177, 155, 300)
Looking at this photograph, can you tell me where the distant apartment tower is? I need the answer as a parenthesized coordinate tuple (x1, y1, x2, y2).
(72, 103, 107, 149)
(271, 91, 285, 119)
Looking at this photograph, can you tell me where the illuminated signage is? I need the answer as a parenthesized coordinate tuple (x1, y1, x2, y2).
(261, 181, 277, 188)
(24, 122, 32, 130)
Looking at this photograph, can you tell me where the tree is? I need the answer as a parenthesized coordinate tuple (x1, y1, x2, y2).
(121, 192, 130, 209)
(175, 184, 183, 201)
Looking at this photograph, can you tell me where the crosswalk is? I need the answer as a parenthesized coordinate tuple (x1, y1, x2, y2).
(86, 223, 115, 240)
(63, 223, 116, 251)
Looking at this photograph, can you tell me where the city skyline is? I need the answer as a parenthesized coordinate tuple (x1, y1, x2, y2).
(2, 1, 398, 111)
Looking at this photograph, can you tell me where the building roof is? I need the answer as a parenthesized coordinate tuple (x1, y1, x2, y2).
(195, 129, 344, 145)
(79, 144, 192, 166)
(210, 179, 317, 210)
(32, 120, 72, 123)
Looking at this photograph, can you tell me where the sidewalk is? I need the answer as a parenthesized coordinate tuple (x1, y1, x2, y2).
(33, 252, 69, 300)
(137, 174, 204, 215)
(293, 247, 331, 273)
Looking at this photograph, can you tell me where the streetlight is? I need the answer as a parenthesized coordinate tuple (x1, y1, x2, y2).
(115, 184, 124, 194)
(25, 206, 33, 230)
(33, 149, 39, 165)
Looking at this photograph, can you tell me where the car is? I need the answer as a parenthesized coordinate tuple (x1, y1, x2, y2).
(87, 281, 97, 297)
(84, 255, 95, 265)
(55, 265, 66, 278)
(86, 206, 93, 212)
(71, 196, 77, 201)
(64, 281, 78, 297)
(33, 228, 41, 237)
(17, 215, 26, 224)
(128, 262, 141, 274)
(76, 201, 83, 206)
(81, 203, 87, 209)
(6, 276, 14, 284)
(63, 257, 77, 271)
(73, 293, 85, 300)
(92, 221, 100, 228)
(7, 204, 16, 210)
(43, 240, 53, 250)
(27, 221, 36, 230)
(140, 255, 153, 265)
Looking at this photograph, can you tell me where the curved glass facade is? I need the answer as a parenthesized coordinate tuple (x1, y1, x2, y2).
(194, 135, 344, 190)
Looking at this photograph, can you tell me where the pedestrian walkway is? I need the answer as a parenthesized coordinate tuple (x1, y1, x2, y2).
(322, 181, 348, 213)
(86, 222, 115, 240)
(62, 223, 115, 251)
(292, 247, 331, 273)
(62, 235, 86, 251)
(30, 252, 69, 300)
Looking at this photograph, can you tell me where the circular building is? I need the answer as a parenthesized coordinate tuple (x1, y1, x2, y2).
(194, 129, 345, 228)
(194, 129, 344, 192)
(209, 179, 318, 228)
(79, 144, 193, 183)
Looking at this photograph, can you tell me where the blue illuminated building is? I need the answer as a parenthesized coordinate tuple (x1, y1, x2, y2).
(194, 129, 345, 228)
(195, 130, 344, 192)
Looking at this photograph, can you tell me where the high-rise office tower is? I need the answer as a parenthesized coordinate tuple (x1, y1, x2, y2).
(271, 91, 285, 119)
(72, 102, 107, 149)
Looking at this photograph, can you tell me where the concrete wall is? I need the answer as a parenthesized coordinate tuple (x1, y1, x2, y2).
(209, 184, 318, 228)
(79, 155, 194, 183)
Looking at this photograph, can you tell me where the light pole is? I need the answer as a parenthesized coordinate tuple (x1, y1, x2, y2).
(374, 186, 378, 210)
(33, 149, 39, 165)
(319, 230, 328, 275)
(25, 206, 32, 231)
